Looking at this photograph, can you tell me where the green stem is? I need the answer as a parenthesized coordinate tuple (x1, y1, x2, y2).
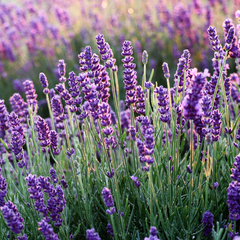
(45, 93, 55, 131)
(211, 51, 228, 107)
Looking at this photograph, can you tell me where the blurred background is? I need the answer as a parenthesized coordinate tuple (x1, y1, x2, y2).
(0, 0, 239, 111)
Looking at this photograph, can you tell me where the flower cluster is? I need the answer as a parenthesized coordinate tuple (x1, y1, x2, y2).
(39, 72, 49, 94)
(9, 94, 28, 123)
(122, 40, 137, 108)
(23, 80, 38, 113)
(35, 116, 51, 149)
(1, 201, 24, 234)
(51, 95, 65, 129)
(0, 100, 9, 132)
(144, 226, 160, 240)
(154, 86, 170, 123)
(136, 86, 145, 115)
(102, 187, 115, 215)
(38, 219, 59, 240)
(86, 228, 101, 240)
(9, 112, 25, 166)
(212, 110, 222, 142)
(95, 34, 116, 70)
(50, 130, 60, 155)
(99, 102, 116, 149)
(227, 153, 240, 222)
(182, 72, 206, 120)
(137, 116, 155, 171)
(202, 210, 214, 236)
(131, 175, 140, 188)
(58, 59, 66, 83)
(0, 168, 7, 207)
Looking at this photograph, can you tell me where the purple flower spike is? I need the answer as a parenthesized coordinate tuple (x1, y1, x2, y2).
(35, 116, 51, 148)
(227, 181, 240, 221)
(154, 86, 170, 123)
(102, 187, 114, 208)
(95, 34, 116, 70)
(17, 234, 27, 240)
(58, 59, 66, 77)
(131, 176, 140, 187)
(136, 86, 145, 115)
(106, 223, 114, 237)
(162, 62, 170, 79)
(23, 80, 38, 112)
(142, 50, 148, 64)
(207, 26, 221, 52)
(224, 27, 235, 51)
(0, 168, 7, 206)
(122, 40, 137, 108)
(86, 228, 101, 240)
(186, 165, 192, 174)
(50, 167, 59, 183)
(0, 100, 9, 132)
(212, 110, 222, 142)
(39, 72, 49, 89)
(144, 82, 153, 89)
(144, 226, 160, 240)
(182, 72, 206, 120)
(1, 201, 24, 234)
(38, 219, 59, 240)
(202, 210, 214, 236)
(9, 93, 28, 123)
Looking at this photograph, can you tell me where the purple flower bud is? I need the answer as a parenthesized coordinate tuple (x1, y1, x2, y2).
(35, 117, 50, 147)
(86, 228, 101, 240)
(186, 165, 192, 173)
(50, 167, 58, 183)
(142, 50, 148, 64)
(106, 223, 114, 237)
(58, 59, 66, 78)
(144, 82, 153, 89)
(38, 219, 59, 240)
(39, 72, 49, 89)
(144, 226, 160, 240)
(0, 168, 7, 206)
(0, 100, 9, 132)
(102, 187, 114, 208)
(23, 80, 38, 112)
(162, 62, 170, 79)
(202, 210, 214, 236)
(131, 175, 140, 187)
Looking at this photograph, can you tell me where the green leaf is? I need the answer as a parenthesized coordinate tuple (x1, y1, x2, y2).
(0, 138, 10, 152)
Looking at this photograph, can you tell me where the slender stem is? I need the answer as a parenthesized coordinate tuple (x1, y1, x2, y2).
(211, 51, 228, 107)
(218, 59, 229, 129)
(166, 77, 172, 118)
(45, 93, 55, 131)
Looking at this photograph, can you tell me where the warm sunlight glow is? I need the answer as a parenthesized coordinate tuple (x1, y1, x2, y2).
(101, 0, 108, 8)
(128, 8, 134, 14)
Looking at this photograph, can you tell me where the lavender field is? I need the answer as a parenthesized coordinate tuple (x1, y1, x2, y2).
(0, 0, 240, 239)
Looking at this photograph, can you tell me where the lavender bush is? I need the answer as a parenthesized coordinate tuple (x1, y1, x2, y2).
(0, 0, 239, 109)
(0, 7, 240, 240)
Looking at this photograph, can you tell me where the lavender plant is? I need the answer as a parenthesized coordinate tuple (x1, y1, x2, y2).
(0, 12, 240, 240)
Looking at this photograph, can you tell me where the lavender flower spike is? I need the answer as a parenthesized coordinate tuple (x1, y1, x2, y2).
(144, 226, 160, 240)
(1, 201, 24, 234)
(0, 168, 7, 206)
(142, 50, 148, 64)
(202, 210, 214, 236)
(86, 228, 101, 240)
(102, 187, 114, 208)
(162, 62, 170, 79)
(39, 72, 49, 93)
(38, 219, 59, 240)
